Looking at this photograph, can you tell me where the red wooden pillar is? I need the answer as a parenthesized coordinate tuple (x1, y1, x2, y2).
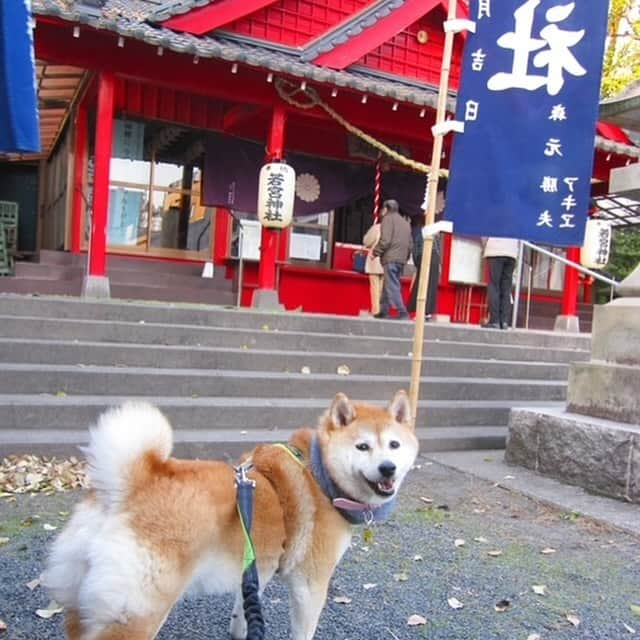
(561, 246, 580, 316)
(253, 104, 287, 307)
(70, 101, 88, 254)
(82, 72, 115, 298)
(554, 245, 581, 332)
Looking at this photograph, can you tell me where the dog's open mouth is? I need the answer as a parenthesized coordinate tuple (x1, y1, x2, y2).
(364, 475, 396, 497)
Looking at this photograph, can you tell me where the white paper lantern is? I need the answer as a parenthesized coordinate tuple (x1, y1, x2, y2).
(257, 162, 295, 229)
(580, 219, 612, 269)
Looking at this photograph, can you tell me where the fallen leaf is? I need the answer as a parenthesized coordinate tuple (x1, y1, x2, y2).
(300, 366, 311, 375)
(532, 585, 547, 596)
(474, 536, 489, 544)
(413, 554, 423, 561)
(55, 391, 67, 397)
(336, 364, 351, 376)
(43, 523, 57, 531)
(262, 324, 270, 331)
(0, 454, 88, 495)
(0, 537, 9, 546)
(487, 550, 503, 557)
(494, 599, 511, 612)
(566, 614, 581, 627)
(393, 572, 409, 582)
(448, 597, 464, 610)
(25, 578, 41, 591)
(407, 614, 427, 626)
(540, 547, 556, 555)
(35, 601, 64, 619)
(454, 538, 465, 548)
(363, 583, 377, 590)
(333, 596, 352, 605)
(630, 604, 640, 617)
(623, 623, 636, 634)
(526, 635, 541, 640)
(419, 496, 433, 504)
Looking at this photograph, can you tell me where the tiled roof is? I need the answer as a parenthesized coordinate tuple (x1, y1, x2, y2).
(32, 0, 451, 111)
(300, 0, 404, 62)
(595, 135, 640, 160)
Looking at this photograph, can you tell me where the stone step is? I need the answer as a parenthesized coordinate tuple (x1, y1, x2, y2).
(0, 280, 82, 296)
(0, 425, 508, 459)
(14, 261, 231, 290)
(0, 294, 592, 350)
(35, 250, 210, 275)
(0, 395, 563, 432)
(0, 315, 590, 363)
(0, 338, 571, 380)
(109, 284, 235, 306)
(0, 364, 567, 401)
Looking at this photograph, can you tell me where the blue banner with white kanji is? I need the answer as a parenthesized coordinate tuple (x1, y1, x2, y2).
(444, 0, 609, 246)
(0, 0, 40, 153)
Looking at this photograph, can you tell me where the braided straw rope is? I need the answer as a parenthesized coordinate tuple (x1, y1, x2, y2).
(274, 78, 446, 176)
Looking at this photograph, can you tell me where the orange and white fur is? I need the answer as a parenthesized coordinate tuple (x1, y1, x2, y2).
(44, 391, 419, 640)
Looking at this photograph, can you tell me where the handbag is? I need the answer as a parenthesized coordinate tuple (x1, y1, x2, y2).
(352, 250, 367, 274)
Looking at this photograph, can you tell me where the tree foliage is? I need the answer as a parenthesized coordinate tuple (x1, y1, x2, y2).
(608, 228, 640, 281)
(596, 228, 640, 302)
(601, 0, 640, 98)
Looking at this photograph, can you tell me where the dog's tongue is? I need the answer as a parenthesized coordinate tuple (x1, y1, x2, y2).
(378, 479, 395, 492)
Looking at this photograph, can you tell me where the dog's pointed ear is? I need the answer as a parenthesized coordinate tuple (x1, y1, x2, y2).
(329, 393, 356, 429)
(388, 390, 412, 427)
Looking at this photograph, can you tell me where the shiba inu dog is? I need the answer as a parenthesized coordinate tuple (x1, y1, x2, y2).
(44, 390, 419, 640)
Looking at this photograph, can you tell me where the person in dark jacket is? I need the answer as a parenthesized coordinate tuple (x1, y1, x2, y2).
(407, 215, 441, 318)
(373, 199, 412, 320)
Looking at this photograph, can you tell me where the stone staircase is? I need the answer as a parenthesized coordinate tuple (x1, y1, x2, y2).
(0, 250, 234, 306)
(0, 294, 592, 459)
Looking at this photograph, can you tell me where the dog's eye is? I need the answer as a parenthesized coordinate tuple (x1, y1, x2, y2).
(355, 442, 370, 452)
(389, 440, 400, 449)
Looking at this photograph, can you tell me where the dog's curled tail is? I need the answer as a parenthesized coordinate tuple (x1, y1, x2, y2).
(84, 402, 173, 508)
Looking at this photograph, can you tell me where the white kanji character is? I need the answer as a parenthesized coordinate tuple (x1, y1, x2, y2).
(549, 104, 567, 121)
(534, 4, 586, 96)
(487, 0, 586, 96)
(464, 100, 480, 121)
(544, 138, 563, 156)
(471, 49, 487, 72)
(537, 210, 553, 227)
(478, 0, 491, 19)
(563, 177, 578, 192)
(561, 194, 577, 210)
(559, 213, 576, 228)
(540, 176, 559, 192)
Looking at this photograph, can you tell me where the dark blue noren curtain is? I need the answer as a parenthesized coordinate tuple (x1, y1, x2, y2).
(445, 0, 609, 247)
(0, 0, 40, 153)
(202, 133, 429, 218)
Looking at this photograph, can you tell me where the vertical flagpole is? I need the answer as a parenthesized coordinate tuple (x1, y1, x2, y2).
(409, 0, 458, 426)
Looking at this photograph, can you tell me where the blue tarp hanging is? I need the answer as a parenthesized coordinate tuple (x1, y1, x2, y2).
(0, 0, 40, 153)
(445, 0, 609, 246)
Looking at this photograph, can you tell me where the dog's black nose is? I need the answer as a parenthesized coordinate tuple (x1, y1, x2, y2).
(378, 461, 396, 478)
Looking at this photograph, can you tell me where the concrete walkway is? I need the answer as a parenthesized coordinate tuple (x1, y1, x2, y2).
(427, 449, 640, 536)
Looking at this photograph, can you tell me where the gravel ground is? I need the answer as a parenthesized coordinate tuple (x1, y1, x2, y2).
(1, 457, 639, 640)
